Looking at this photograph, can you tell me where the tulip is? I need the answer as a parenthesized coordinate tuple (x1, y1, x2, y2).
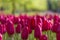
(6, 20, 15, 36)
(2, 24, 6, 34)
(21, 26, 29, 40)
(30, 16, 35, 30)
(16, 24, 22, 33)
(0, 24, 6, 34)
(40, 35, 48, 40)
(0, 15, 6, 24)
(42, 18, 49, 31)
(34, 23, 42, 39)
(51, 23, 59, 33)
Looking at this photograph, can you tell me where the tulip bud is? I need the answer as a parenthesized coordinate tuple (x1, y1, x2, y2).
(6, 20, 15, 36)
(42, 18, 49, 31)
(0, 15, 6, 24)
(30, 16, 35, 30)
(0, 24, 6, 34)
(2, 24, 6, 34)
(40, 35, 48, 40)
(52, 23, 59, 33)
(16, 24, 22, 33)
(21, 26, 29, 40)
(34, 24, 42, 38)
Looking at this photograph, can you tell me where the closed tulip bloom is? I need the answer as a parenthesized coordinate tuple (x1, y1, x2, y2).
(40, 35, 48, 40)
(21, 26, 29, 39)
(30, 16, 35, 30)
(6, 20, 15, 36)
(16, 24, 22, 33)
(0, 15, 6, 24)
(2, 24, 6, 34)
(52, 23, 58, 33)
(42, 18, 49, 31)
(34, 24, 42, 38)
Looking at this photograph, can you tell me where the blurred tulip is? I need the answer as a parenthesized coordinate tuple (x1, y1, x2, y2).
(16, 24, 22, 33)
(40, 35, 48, 40)
(21, 26, 29, 40)
(34, 24, 42, 38)
(6, 20, 15, 36)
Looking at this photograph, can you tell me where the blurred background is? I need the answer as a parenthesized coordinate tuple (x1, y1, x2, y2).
(0, 0, 59, 14)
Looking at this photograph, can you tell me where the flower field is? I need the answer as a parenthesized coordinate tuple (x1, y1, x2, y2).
(0, 12, 60, 40)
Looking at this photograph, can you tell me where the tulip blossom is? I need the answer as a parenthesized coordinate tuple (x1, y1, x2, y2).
(2, 24, 6, 34)
(16, 24, 22, 33)
(40, 35, 48, 40)
(30, 16, 35, 30)
(21, 26, 29, 40)
(34, 23, 42, 39)
(0, 15, 6, 24)
(6, 20, 15, 36)
(0, 24, 6, 34)
(42, 18, 49, 31)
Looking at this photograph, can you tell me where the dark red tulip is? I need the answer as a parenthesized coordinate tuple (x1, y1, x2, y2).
(21, 26, 29, 40)
(34, 24, 42, 38)
(30, 16, 35, 30)
(40, 35, 48, 40)
(16, 24, 22, 33)
(6, 20, 15, 36)
(42, 18, 49, 31)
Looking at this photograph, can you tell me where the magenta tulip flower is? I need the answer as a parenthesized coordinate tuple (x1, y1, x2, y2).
(40, 35, 48, 40)
(6, 20, 15, 36)
(16, 24, 22, 33)
(21, 26, 29, 40)
(34, 24, 42, 38)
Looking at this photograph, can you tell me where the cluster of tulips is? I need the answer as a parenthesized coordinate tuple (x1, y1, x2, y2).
(0, 13, 60, 40)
